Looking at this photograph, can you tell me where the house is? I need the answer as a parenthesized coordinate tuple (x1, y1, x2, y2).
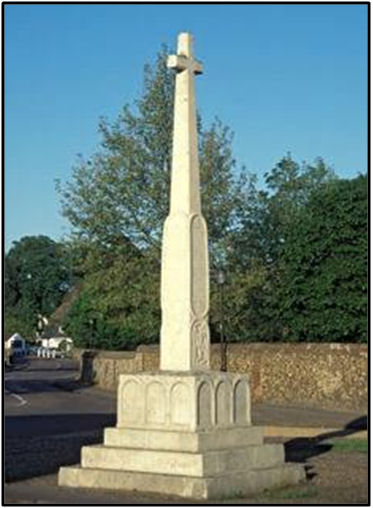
(40, 334, 73, 351)
(37, 284, 81, 350)
(5, 333, 27, 357)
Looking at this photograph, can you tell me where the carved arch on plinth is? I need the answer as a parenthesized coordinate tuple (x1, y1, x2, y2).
(214, 379, 233, 426)
(196, 378, 213, 429)
(145, 381, 166, 425)
(232, 378, 251, 425)
(119, 378, 144, 426)
(170, 381, 191, 426)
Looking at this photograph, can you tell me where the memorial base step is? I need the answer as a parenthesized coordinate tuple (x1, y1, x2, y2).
(59, 463, 305, 500)
(104, 425, 263, 451)
(80, 442, 285, 477)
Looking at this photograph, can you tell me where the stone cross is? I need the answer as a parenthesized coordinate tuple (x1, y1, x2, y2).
(59, 32, 305, 499)
(160, 33, 210, 371)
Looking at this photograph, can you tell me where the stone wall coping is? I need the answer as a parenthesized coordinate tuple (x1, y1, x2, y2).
(137, 345, 159, 352)
(73, 348, 137, 359)
(74, 342, 367, 358)
(139, 342, 367, 353)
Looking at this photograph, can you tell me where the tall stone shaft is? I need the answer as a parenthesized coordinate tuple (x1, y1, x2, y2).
(160, 32, 210, 371)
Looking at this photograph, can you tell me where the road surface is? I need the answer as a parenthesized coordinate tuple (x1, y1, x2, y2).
(5, 357, 116, 481)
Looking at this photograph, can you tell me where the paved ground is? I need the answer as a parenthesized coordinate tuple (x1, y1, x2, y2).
(5, 358, 117, 483)
(4, 357, 368, 504)
(4, 444, 368, 505)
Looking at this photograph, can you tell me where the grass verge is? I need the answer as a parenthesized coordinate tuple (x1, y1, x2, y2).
(256, 485, 318, 501)
(330, 438, 367, 453)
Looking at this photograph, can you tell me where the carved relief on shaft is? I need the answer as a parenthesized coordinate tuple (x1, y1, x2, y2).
(191, 318, 209, 368)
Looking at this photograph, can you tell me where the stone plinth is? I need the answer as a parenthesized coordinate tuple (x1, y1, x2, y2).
(59, 371, 305, 499)
(116, 371, 251, 431)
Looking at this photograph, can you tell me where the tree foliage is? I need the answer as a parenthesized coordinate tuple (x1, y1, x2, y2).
(4, 235, 72, 339)
(220, 155, 336, 342)
(61, 239, 160, 350)
(277, 174, 367, 342)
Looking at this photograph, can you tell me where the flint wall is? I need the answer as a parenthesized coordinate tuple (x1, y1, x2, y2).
(74, 343, 367, 411)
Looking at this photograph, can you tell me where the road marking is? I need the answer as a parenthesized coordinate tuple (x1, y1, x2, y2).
(4, 389, 28, 407)
(10, 393, 28, 406)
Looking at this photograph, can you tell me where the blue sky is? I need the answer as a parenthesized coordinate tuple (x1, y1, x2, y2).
(5, 3, 367, 251)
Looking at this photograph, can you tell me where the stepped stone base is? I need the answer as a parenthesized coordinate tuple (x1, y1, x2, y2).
(59, 463, 305, 500)
(104, 426, 264, 451)
(58, 371, 305, 499)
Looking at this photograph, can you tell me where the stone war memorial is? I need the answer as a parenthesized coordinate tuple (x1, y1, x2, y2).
(59, 32, 305, 500)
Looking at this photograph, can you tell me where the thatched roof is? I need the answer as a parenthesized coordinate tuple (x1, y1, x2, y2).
(43, 284, 82, 338)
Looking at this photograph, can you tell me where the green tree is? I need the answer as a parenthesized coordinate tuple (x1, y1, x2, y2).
(62, 239, 160, 350)
(222, 155, 335, 342)
(259, 154, 335, 266)
(4, 311, 34, 340)
(4, 235, 72, 339)
(57, 46, 252, 349)
(278, 174, 367, 342)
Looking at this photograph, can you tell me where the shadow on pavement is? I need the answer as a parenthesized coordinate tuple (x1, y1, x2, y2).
(5, 413, 117, 482)
(284, 414, 367, 479)
(5, 413, 117, 438)
(22, 365, 79, 372)
(6, 358, 79, 373)
(5, 377, 87, 395)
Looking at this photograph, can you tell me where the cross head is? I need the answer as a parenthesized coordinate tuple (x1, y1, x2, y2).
(167, 32, 203, 75)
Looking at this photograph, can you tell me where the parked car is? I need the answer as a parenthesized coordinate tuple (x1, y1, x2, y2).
(27, 345, 38, 356)
(52, 349, 65, 359)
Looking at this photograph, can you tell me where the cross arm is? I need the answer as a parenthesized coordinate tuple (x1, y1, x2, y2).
(167, 54, 203, 75)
